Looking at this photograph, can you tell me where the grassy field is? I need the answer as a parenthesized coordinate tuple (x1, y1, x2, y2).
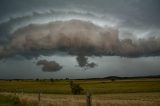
(1, 93, 160, 106)
(0, 94, 20, 106)
(0, 78, 160, 106)
(0, 78, 160, 94)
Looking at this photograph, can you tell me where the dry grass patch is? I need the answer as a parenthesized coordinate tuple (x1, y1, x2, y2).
(9, 93, 159, 106)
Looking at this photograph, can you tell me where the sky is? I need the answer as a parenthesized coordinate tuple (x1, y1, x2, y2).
(0, 0, 160, 79)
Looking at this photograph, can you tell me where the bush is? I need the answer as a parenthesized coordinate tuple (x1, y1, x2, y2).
(70, 81, 84, 95)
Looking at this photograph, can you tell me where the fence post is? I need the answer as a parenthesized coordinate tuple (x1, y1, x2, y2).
(22, 89, 24, 95)
(38, 91, 41, 102)
(14, 89, 17, 95)
(86, 92, 92, 106)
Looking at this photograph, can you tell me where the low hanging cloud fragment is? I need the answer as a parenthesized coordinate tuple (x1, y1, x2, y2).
(76, 54, 97, 70)
(37, 60, 62, 72)
(0, 19, 160, 60)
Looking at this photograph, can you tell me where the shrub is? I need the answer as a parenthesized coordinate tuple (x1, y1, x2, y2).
(70, 81, 84, 95)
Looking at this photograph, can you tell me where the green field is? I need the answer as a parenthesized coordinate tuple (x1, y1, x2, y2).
(0, 78, 160, 94)
(0, 94, 20, 106)
(0, 78, 160, 106)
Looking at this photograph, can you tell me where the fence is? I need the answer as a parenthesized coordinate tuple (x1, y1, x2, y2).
(0, 89, 92, 106)
(37, 91, 92, 106)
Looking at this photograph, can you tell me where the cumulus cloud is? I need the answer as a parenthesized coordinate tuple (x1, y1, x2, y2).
(0, 19, 160, 59)
(37, 60, 62, 72)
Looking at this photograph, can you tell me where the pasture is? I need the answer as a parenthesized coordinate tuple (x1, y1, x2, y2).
(0, 78, 160, 94)
(0, 78, 160, 106)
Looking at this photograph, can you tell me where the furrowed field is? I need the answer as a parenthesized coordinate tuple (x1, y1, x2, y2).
(0, 78, 160, 106)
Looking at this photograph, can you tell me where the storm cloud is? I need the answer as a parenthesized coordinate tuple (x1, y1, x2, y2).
(76, 54, 97, 70)
(0, 0, 160, 79)
(37, 59, 62, 72)
(0, 19, 160, 59)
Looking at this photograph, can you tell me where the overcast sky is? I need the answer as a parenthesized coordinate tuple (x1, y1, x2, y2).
(0, 0, 160, 79)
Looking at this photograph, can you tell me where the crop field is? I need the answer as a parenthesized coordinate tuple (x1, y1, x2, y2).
(0, 78, 160, 106)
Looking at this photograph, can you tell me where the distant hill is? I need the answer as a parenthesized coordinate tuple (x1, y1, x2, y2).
(0, 75, 160, 80)
(84, 75, 160, 80)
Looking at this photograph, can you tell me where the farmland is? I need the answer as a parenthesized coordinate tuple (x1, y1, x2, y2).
(0, 94, 20, 106)
(0, 78, 160, 106)
(0, 78, 160, 94)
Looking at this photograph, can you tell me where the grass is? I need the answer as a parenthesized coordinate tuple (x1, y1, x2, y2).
(0, 94, 20, 106)
(0, 78, 160, 106)
(0, 78, 160, 94)
(3, 93, 159, 106)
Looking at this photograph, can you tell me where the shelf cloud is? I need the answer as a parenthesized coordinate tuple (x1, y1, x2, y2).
(0, 0, 160, 78)
(0, 20, 160, 60)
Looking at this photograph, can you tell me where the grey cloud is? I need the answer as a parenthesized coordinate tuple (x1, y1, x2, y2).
(0, 20, 160, 59)
(1, 0, 160, 46)
(37, 59, 62, 72)
(0, 0, 160, 37)
(76, 54, 97, 70)
(0, 10, 105, 46)
(0, 9, 110, 44)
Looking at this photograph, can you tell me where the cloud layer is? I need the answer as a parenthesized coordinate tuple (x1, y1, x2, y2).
(0, 19, 160, 59)
(37, 59, 62, 72)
